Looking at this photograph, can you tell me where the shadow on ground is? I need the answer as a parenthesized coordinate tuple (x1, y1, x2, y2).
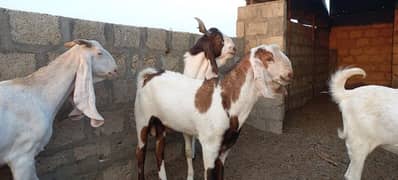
(2, 95, 398, 179)
(145, 94, 398, 180)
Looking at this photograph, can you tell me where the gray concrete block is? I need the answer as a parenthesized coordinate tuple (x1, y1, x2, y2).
(9, 11, 61, 45)
(112, 79, 134, 104)
(146, 28, 167, 50)
(171, 32, 190, 51)
(114, 25, 140, 48)
(112, 52, 127, 77)
(247, 97, 285, 134)
(94, 109, 126, 135)
(162, 53, 181, 72)
(130, 54, 139, 74)
(73, 19, 106, 44)
(94, 81, 110, 107)
(0, 53, 36, 80)
(36, 149, 74, 174)
(48, 119, 86, 148)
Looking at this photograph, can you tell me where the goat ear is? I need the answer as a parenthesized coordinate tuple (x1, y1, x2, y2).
(64, 41, 77, 48)
(251, 59, 274, 98)
(73, 55, 105, 127)
(73, 39, 92, 48)
(64, 39, 92, 48)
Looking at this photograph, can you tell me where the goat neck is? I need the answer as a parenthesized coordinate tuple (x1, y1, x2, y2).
(13, 47, 82, 120)
(220, 55, 259, 128)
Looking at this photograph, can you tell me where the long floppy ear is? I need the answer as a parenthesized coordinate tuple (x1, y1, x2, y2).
(73, 55, 105, 127)
(251, 59, 274, 98)
(250, 48, 275, 98)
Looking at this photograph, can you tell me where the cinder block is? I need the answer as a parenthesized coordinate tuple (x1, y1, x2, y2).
(162, 53, 181, 72)
(47, 119, 85, 148)
(73, 19, 106, 44)
(94, 109, 127, 135)
(114, 25, 140, 48)
(236, 21, 245, 38)
(131, 54, 139, 74)
(146, 28, 167, 51)
(9, 11, 61, 45)
(247, 97, 285, 134)
(246, 21, 268, 36)
(171, 32, 190, 51)
(111, 53, 127, 77)
(112, 79, 135, 104)
(0, 53, 36, 81)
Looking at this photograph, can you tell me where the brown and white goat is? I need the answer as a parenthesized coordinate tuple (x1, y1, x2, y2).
(134, 44, 293, 180)
(182, 18, 236, 179)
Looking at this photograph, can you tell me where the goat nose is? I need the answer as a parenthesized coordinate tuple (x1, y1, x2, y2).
(233, 47, 237, 52)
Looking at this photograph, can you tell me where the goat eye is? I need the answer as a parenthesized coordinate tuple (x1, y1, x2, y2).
(97, 52, 103, 55)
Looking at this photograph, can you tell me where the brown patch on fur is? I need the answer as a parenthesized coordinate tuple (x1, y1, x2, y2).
(137, 126, 149, 180)
(136, 116, 168, 179)
(151, 116, 166, 171)
(195, 78, 218, 113)
(142, 69, 165, 87)
(220, 55, 251, 110)
(215, 158, 224, 180)
(219, 116, 241, 154)
(254, 48, 273, 68)
(206, 158, 224, 180)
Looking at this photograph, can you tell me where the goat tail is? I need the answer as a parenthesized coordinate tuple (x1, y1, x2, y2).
(329, 67, 366, 103)
(136, 68, 164, 89)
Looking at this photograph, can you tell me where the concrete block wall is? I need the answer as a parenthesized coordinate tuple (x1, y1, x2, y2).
(286, 22, 314, 109)
(0, 8, 246, 179)
(236, 0, 287, 134)
(329, 24, 393, 86)
(286, 21, 331, 109)
(237, 0, 286, 52)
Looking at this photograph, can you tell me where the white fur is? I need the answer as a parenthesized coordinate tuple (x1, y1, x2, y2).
(330, 67, 398, 180)
(182, 35, 235, 179)
(135, 44, 292, 180)
(0, 39, 117, 180)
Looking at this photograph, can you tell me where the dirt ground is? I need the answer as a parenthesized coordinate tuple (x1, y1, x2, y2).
(2, 95, 398, 179)
(146, 94, 398, 180)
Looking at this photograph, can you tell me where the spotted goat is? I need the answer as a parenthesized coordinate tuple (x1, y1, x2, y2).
(182, 17, 236, 179)
(134, 44, 293, 180)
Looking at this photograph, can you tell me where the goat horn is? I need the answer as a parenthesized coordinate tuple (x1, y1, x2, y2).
(194, 17, 208, 34)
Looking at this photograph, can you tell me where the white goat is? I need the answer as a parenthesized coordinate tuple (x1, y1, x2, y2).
(0, 39, 117, 180)
(330, 67, 398, 180)
(182, 18, 236, 180)
(134, 44, 293, 180)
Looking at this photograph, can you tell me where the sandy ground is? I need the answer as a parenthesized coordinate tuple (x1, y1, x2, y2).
(2, 95, 398, 179)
